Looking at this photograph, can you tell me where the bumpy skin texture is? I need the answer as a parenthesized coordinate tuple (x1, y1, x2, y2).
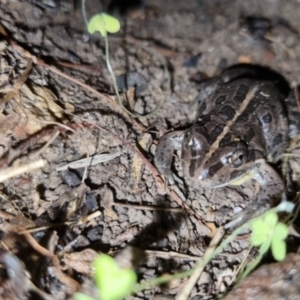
(181, 79, 288, 188)
(223, 253, 300, 300)
(155, 69, 299, 228)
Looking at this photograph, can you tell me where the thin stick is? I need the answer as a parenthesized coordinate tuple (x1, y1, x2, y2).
(21, 229, 80, 293)
(175, 227, 225, 300)
(0, 159, 45, 182)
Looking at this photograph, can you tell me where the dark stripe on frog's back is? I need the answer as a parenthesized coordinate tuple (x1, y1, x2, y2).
(200, 79, 258, 146)
(198, 80, 251, 117)
(197, 79, 288, 163)
(214, 83, 250, 106)
(208, 124, 226, 145)
(235, 87, 273, 124)
(232, 83, 250, 103)
(197, 81, 260, 162)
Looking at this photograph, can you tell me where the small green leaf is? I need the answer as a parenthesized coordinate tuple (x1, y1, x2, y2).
(93, 254, 137, 300)
(259, 238, 272, 254)
(271, 238, 286, 261)
(251, 212, 278, 246)
(264, 211, 278, 227)
(274, 222, 289, 240)
(270, 222, 288, 261)
(251, 229, 268, 246)
(74, 293, 96, 300)
(251, 219, 268, 246)
(88, 13, 120, 37)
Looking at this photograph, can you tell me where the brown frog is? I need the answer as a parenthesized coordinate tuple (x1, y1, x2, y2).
(155, 68, 300, 228)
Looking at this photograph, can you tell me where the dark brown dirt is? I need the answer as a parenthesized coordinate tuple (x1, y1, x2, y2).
(0, 0, 299, 299)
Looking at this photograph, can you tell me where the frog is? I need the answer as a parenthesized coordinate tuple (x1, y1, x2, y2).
(155, 67, 300, 228)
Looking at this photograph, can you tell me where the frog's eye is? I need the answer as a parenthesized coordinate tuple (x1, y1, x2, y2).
(229, 148, 247, 167)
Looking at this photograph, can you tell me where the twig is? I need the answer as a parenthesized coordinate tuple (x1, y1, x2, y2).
(56, 152, 124, 171)
(0, 159, 45, 182)
(27, 281, 56, 300)
(145, 250, 199, 261)
(176, 227, 225, 300)
(113, 202, 184, 212)
(21, 228, 80, 293)
(21, 210, 102, 234)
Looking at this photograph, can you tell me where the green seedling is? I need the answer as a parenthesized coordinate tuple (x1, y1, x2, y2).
(75, 254, 137, 300)
(87, 13, 120, 37)
(82, 0, 170, 118)
(239, 204, 291, 280)
(94, 254, 137, 300)
(85, 11, 138, 118)
(251, 211, 289, 261)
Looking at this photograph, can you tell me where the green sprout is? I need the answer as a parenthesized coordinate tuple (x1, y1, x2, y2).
(251, 211, 289, 261)
(87, 13, 120, 37)
(239, 203, 292, 280)
(74, 254, 137, 300)
(82, 0, 170, 118)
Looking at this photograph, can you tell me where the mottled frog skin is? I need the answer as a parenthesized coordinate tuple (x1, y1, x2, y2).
(155, 69, 300, 228)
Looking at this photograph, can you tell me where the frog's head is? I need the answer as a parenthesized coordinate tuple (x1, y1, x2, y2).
(181, 126, 259, 188)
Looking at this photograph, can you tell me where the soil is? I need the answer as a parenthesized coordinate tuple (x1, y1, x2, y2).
(0, 0, 299, 299)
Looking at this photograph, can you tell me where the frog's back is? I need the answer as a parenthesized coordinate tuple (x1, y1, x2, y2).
(198, 78, 290, 162)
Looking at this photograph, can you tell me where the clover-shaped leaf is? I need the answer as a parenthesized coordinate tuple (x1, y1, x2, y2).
(88, 13, 120, 37)
(94, 254, 137, 300)
(251, 211, 278, 246)
(242, 208, 290, 280)
(271, 222, 289, 261)
(251, 210, 288, 262)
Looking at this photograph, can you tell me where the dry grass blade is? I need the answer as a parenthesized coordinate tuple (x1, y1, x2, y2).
(56, 151, 124, 171)
(21, 228, 80, 293)
(176, 227, 225, 300)
(0, 159, 45, 183)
